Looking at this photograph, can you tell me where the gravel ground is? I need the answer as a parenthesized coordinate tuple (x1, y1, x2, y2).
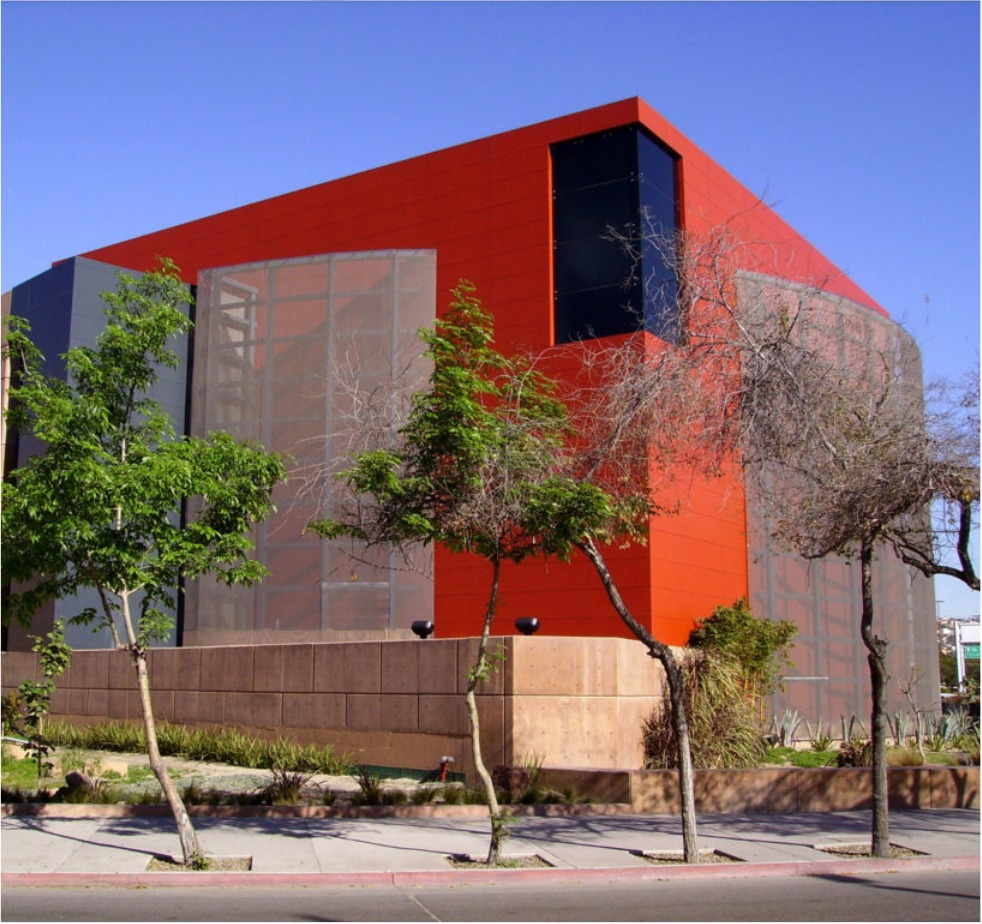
(24, 749, 414, 805)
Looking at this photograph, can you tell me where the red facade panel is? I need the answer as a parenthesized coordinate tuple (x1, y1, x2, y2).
(78, 98, 886, 645)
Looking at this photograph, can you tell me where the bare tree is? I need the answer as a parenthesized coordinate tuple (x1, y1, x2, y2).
(548, 333, 718, 864)
(886, 367, 980, 590)
(659, 221, 979, 857)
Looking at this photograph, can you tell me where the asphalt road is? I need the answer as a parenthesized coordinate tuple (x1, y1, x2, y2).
(2, 868, 978, 921)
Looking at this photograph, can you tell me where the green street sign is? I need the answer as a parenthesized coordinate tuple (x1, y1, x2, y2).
(962, 643, 980, 660)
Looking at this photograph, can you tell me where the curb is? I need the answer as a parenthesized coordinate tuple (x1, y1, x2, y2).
(1, 802, 632, 820)
(4, 853, 978, 889)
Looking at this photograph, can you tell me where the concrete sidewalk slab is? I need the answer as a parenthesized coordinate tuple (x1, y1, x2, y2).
(2, 807, 978, 887)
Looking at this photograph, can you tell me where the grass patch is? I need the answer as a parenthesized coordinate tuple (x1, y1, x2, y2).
(125, 764, 156, 784)
(923, 751, 966, 767)
(1, 753, 48, 789)
(764, 744, 975, 769)
(762, 746, 836, 768)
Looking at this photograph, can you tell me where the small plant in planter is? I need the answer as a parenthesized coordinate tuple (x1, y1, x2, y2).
(9, 622, 73, 783)
(805, 721, 835, 753)
(837, 738, 873, 768)
(255, 768, 318, 805)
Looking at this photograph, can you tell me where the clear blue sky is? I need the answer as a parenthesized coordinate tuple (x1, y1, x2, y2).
(2, 0, 979, 617)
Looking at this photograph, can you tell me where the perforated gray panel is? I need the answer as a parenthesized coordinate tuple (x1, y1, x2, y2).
(185, 251, 436, 644)
(739, 274, 940, 727)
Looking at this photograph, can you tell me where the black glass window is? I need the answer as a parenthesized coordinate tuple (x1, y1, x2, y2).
(552, 125, 680, 343)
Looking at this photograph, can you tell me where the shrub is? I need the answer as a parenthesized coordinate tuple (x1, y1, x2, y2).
(1, 786, 55, 804)
(924, 710, 977, 752)
(771, 708, 805, 747)
(134, 787, 163, 806)
(961, 728, 980, 765)
(441, 784, 465, 805)
(807, 723, 835, 752)
(412, 786, 440, 805)
(2, 692, 22, 737)
(352, 768, 385, 805)
(58, 778, 120, 804)
(518, 751, 544, 789)
(7, 622, 73, 780)
(887, 747, 925, 767)
(688, 599, 797, 703)
(350, 768, 410, 805)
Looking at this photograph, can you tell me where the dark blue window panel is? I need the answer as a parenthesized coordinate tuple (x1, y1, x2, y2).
(552, 125, 679, 344)
(551, 128, 637, 190)
(553, 237, 635, 294)
(638, 134, 677, 221)
(555, 286, 643, 344)
(552, 181, 636, 243)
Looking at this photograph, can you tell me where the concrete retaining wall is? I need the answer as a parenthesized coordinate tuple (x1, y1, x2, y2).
(7, 637, 976, 812)
(1, 636, 665, 779)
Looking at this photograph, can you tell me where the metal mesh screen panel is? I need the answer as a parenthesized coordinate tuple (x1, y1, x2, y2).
(184, 251, 436, 645)
(739, 274, 940, 726)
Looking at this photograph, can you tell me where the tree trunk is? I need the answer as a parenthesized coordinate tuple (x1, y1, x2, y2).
(577, 538, 700, 863)
(465, 557, 509, 865)
(116, 586, 201, 866)
(133, 649, 203, 865)
(658, 647, 699, 862)
(859, 536, 890, 858)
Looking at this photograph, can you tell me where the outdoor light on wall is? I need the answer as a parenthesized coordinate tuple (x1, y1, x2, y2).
(515, 617, 540, 636)
(411, 620, 435, 639)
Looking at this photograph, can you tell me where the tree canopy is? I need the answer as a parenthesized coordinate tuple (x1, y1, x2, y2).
(310, 280, 612, 567)
(2, 260, 286, 641)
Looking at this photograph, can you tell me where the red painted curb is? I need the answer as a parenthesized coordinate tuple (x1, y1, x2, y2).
(3, 854, 977, 890)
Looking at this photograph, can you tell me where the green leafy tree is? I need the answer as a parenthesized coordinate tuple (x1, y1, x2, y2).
(939, 651, 959, 691)
(311, 281, 611, 864)
(2, 260, 286, 866)
(315, 280, 709, 863)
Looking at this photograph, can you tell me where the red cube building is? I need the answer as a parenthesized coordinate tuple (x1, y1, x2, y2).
(4, 99, 937, 724)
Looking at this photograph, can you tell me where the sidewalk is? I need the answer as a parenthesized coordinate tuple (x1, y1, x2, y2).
(2, 807, 978, 887)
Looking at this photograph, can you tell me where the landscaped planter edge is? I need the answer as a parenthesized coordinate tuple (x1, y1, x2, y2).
(539, 765, 979, 813)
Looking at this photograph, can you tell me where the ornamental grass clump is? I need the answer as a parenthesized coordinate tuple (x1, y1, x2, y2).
(644, 652, 765, 769)
(44, 720, 352, 776)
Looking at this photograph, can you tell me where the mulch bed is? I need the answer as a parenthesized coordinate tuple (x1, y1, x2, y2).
(146, 855, 253, 872)
(447, 853, 553, 869)
(640, 850, 740, 865)
(816, 843, 925, 858)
